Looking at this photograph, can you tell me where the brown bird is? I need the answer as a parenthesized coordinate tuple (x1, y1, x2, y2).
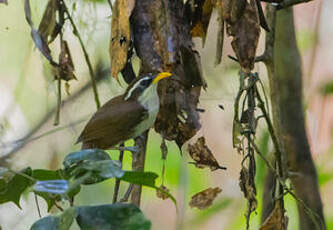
(77, 72, 172, 149)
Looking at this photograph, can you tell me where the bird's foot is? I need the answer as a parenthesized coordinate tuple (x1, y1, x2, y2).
(108, 146, 140, 153)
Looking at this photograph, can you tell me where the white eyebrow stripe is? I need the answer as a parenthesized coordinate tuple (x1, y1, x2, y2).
(124, 76, 151, 100)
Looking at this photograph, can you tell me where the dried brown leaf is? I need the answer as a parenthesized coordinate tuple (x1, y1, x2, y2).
(109, 0, 135, 79)
(38, 0, 57, 43)
(189, 187, 222, 210)
(188, 136, 226, 171)
(24, 0, 58, 66)
(156, 185, 170, 200)
(189, 0, 214, 45)
(58, 40, 76, 81)
(239, 167, 257, 213)
(223, 0, 260, 72)
(260, 202, 288, 230)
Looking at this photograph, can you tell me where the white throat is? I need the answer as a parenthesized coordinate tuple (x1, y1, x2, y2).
(133, 84, 160, 137)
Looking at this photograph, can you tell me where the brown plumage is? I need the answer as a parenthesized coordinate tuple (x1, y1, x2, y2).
(77, 95, 148, 149)
(76, 72, 172, 150)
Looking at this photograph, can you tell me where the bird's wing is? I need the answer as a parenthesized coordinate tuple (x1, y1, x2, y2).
(77, 95, 148, 147)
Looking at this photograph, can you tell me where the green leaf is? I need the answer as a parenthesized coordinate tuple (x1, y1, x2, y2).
(120, 171, 158, 187)
(30, 207, 77, 230)
(63, 149, 111, 168)
(120, 171, 177, 206)
(0, 167, 34, 208)
(32, 169, 64, 181)
(67, 159, 124, 185)
(76, 203, 151, 230)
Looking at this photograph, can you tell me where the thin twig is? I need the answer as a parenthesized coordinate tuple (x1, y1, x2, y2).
(61, 0, 101, 109)
(34, 194, 42, 218)
(0, 66, 109, 165)
(113, 143, 124, 203)
(249, 138, 324, 230)
(107, 0, 113, 11)
(54, 77, 62, 126)
(131, 131, 149, 206)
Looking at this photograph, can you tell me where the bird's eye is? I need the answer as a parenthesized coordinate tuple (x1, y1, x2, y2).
(140, 78, 152, 87)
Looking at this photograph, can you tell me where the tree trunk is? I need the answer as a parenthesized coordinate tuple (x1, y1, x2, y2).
(265, 6, 326, 230)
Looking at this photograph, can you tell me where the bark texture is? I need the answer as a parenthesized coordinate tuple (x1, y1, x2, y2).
(265, 7, 326, 230)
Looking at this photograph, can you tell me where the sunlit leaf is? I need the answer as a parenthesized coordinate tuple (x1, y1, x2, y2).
(76, 203, 151, 230)
(120, 171, 158, 187)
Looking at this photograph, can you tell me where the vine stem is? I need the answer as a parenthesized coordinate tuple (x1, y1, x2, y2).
(60, 0, 101, 109)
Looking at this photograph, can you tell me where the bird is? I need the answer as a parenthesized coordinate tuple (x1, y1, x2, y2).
(76, 72, 172, 150)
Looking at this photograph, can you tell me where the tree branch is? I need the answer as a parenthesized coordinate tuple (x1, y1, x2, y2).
(277, 0, 313, 9)
(262, 5, 326, 229)
(131, 131, 149, 206)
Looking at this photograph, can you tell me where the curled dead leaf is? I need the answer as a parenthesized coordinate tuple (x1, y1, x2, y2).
(189, 187, 222, 210)
(188, 136, 226, 171)
(156, 185, 170, 200)
(239, 167, 257, 214)
(58, 40, 76, 81)
(109, 0, 136, 79)
(38, 0, 57, 44)
(223, 0, 260, 72)
(187, 0, 214, 45)
(260, 202, 288, 230)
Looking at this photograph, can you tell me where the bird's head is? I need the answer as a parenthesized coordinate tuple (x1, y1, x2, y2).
(124, 72, 172, 101)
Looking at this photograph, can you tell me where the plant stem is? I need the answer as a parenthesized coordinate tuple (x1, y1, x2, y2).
(61, 0, 101, 109)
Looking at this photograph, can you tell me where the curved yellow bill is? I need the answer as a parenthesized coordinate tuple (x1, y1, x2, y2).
(153, 72, 172, 84)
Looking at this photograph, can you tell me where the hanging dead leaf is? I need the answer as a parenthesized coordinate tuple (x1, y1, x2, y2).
(188, 136, 226, 171)
(38, 0, 57, 43)
(189, 187, 222, 210)
(222, 0, 260, 72)
(215, 0, 224, 66)
(109, 0, 136, 79)
(187, 0, 213, 45)
(131, 0, 204, 148)
(156, 185, 170, 200)
(260, 202, 288, 230)
(24, 0, 58, 67)
(239, 167, 257, 214)
(58, 40, 76, 81)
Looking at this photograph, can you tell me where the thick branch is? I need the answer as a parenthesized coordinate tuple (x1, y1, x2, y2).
(277, 0, 313, 9)
(131, 131, 149, 206)
(264, 6, 326, 230)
